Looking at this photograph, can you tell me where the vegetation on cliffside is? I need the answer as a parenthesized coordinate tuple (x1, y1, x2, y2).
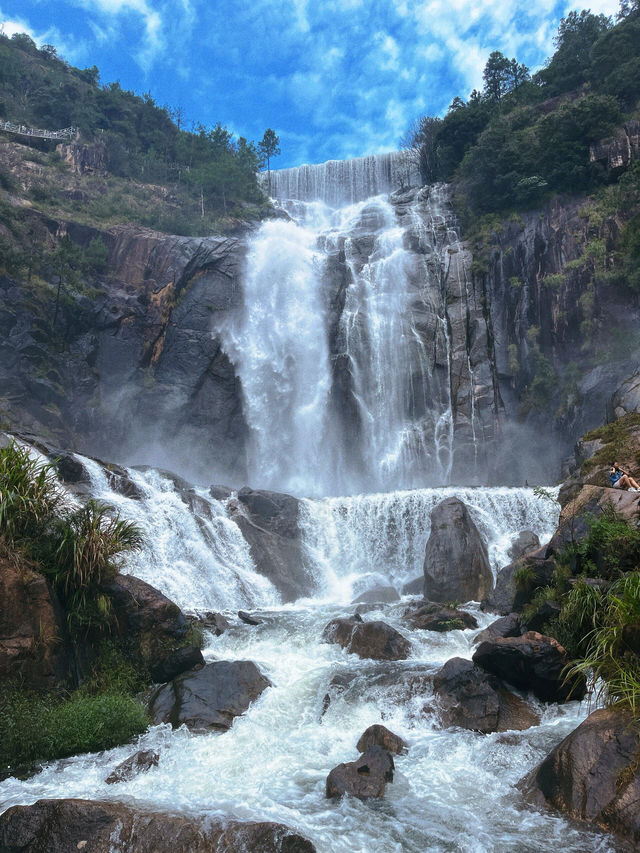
(0, 441, 149, 770)
(0, 30, 269, 237)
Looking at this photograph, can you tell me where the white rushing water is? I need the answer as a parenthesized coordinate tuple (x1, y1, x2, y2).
(0, 603, 619, 853)
(220, 186, 469, 496)
(266, 151, 421, 206)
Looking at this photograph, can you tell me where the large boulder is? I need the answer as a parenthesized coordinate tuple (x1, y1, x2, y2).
(404, 602, 478, 632)
(149, 660, 271, 731)
(608, 369, 640, 420)
(433, 657, 539, 733)
(0, 798, 316, 852)
(0, 554, 70, 691)
(326, 746, 394, 799)
(472, 631, 586, 703)
(228, 488, 315, 602)
(322, 615, 411, 661)
(519, 708, 640, 844)
(423, 498, 492, 603)
(107, 574, 201, 683)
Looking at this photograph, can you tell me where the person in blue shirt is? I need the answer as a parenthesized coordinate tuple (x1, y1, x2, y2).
(609, 461, 640, 491)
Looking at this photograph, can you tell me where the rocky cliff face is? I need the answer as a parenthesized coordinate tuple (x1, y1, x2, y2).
(1, 185, 638, 487)
(1, 214, 250, 484)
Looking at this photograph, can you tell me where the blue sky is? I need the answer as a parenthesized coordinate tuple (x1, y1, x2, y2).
(1, 0, 621, 168)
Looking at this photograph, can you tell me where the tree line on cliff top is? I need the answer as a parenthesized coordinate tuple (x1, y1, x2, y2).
(405, 3, 640, 217)
(0, 31, 280, 227)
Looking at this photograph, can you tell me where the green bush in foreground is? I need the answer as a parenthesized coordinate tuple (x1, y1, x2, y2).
(0, 688, 148, 771)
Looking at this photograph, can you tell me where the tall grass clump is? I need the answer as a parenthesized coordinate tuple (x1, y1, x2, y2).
(0, 440, 142, 637)
(567, 573, 640, 718)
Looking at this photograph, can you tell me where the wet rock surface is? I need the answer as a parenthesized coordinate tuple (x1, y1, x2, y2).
(105, 750, 159, 785)
(149, 660, 271, 731)
(322, 615, 411, 661)
(433, 657, 539, 734)
(0, 798, 317, 852)
(423, 498, 492, 603)
(520, 708, 640, 845)
(404, 602, 478, 632)
(326, 746, 395, 799)
(472, 631, 586, 703)
(473, 613, 523, 645)
(228, 488, 314, 603)
(356, 724, 407, 755)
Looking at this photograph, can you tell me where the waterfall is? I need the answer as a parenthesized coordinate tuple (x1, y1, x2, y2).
(220, 185, 477, 496)
(265, 151, 421, 206)
(299, 486, 559, 602)
(78, 456, 279, 613)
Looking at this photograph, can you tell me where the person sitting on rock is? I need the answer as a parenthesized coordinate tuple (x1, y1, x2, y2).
(608, 461, 640, 491)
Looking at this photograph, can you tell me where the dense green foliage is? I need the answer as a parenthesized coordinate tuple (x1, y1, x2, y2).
(0, 32, 269, 232)
(406, 5, 640, 216)
(0, 441, 142, 637)
(0, 685, 148, 770)
(524, 505, 640, 716)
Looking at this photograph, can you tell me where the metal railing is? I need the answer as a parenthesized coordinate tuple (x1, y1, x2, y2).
(0, 120, 78, 141)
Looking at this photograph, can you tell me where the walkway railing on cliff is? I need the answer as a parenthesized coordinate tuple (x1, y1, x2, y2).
(0, 121, 78, 141)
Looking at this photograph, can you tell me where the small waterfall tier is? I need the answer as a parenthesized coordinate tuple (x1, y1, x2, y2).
(264, 151, 421, 206)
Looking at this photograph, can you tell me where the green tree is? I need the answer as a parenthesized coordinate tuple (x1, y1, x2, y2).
(483, 51, 512, 101)
(258, 128, 281, 194)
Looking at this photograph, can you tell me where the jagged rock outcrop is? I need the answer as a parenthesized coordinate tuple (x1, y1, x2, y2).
(227, 487, 314, 602)
(0, 798, 317, 852)
(356, 724, 407, 755)
(520, 708, 640, 845)
(590, 120, 640, 171)
(423, 497, 492, 603)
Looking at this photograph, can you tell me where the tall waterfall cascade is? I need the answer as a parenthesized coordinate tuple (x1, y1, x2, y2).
(221, 160, 494, 496)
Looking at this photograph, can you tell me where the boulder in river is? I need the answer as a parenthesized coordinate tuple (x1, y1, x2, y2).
(149, 660, 271, 731)
(322, 615, 410, 661)
(356, 724, 408, 755)
(351, 585, 400, 605)
(472, 631, 586, 703)
(0, 798, 317, 852)
(508, 530, 541, 562)
(433, 657, 539, 733)
(423, 497, 493, 603)
(404, 602, 478, 632)
(519, 708, 640, 845)
(105, 749, 159, 784)
(326, 746, 395, 799)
